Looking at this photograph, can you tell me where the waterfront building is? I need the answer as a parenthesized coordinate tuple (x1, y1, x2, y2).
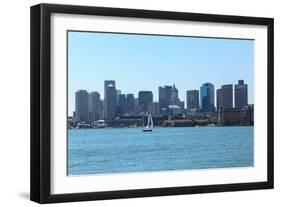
(218, 108, 241, 125)
(235, 80, 248, 108)
(200, 83, 215, 112)
(217, 84, 233, 110)
(88, 91, 101, 122)
(111, 116, 143, 128)
(138, 91, 153, 112)
(168, 105, 182, 116)
(242, 104, 254, 125)
(186, 90, 199, 112)
(75, 89, 89, 122)
(159, 85, 173, 112)
(218, 104, 254, 125)
(104, 81, 117, 119)
(126, 93, 135, 115)
(163, 119, 195, 127)
(148, 102, 160, 116)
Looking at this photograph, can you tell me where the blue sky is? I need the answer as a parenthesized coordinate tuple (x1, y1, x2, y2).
(68, 31, 254, 115)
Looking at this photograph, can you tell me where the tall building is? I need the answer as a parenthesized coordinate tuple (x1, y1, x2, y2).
(235, 80, 248, 108)
(170, 84, 180, 105)
(178, 101, 185, 111)
(133, 98, 141, 115)
(159, 85, 172, 111)
(104, 80, 115, 93)
(148, 102, 160, 116)
(138, 91, 153, 113)
(200, 83, 215, 112)
(186, 90, 199, 112)
(222, 84, 233, 108)
(104, 80, 117, 119)
(75, 90, 89, 122)
(116, 89, 121, 106)
(88, 91, 101, 122)
(117, 94, 127, 115)
(99, 99, 104, 120)
(216, 89, 223, 109)
(126, 93, 135, 115)
(217, 84, 233, 109)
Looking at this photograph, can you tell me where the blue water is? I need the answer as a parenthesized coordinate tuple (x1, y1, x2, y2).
(68, 126, 253, 175)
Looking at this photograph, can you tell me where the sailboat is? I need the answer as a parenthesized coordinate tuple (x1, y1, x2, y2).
(143, 114, 153, 132)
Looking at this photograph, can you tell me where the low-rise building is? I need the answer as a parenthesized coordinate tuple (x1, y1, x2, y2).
(218, 105, 254, 125)
(168, 105, 182, 116)
(110, 116, 143, 127)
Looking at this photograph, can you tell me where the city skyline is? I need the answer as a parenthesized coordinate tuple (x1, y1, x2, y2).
(68, 31, 254, 115)
(74, 79, 249, 121)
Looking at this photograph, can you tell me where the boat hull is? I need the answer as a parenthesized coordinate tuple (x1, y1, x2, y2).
(143, 129, 152, 132)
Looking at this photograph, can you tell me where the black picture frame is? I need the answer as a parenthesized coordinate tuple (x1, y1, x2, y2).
(30, 3, 274, 204)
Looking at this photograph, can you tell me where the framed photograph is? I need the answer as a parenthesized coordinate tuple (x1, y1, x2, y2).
(30, 3, 274, 203)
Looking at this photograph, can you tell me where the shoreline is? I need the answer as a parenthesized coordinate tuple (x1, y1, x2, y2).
(68, 124, 254, 130)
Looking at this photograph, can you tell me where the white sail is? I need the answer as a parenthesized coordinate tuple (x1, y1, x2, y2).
(146, 115, 150, 129)
(150, 114, 153, 128)
(143, 114, 153, 131)
(145, 114, 153, 129)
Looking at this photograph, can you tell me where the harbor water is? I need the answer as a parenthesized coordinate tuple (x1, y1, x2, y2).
(68, 126, 253, 175)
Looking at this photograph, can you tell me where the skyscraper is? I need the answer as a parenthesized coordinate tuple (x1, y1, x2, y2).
(88, 91, 101, 122)
(104, 80, 115, 93)
(216, 88, 223, 109)
(148, 102, 160, 116)
(117, 94, 127, 115)
(159, 85, 172, 111)
(235, 80, 248, 108)
(170, 84, 179, 105)
(138, 91, 153, 113)
(133, 98, 141, 115)
(75, 90, 89, 122)
(104, 80, 117, 119)
(222, 84, 233, 108)
(186, 90, 199, 112)
(178, 101, 185, 111)
(116, 89, 121, 106)
(126, 93, 135, 115)
(217, 84, 233, 109)
(99, 99, 104, 120)
(200, 83, 215, 112)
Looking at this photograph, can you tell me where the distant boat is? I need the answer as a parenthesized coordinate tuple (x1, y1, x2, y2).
(143, 114, 153, 132)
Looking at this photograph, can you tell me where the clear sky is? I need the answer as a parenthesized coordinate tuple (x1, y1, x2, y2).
(68, 31, 254, 115)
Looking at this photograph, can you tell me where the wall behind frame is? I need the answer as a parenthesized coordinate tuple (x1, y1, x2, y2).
(0, 0, 279, 206)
